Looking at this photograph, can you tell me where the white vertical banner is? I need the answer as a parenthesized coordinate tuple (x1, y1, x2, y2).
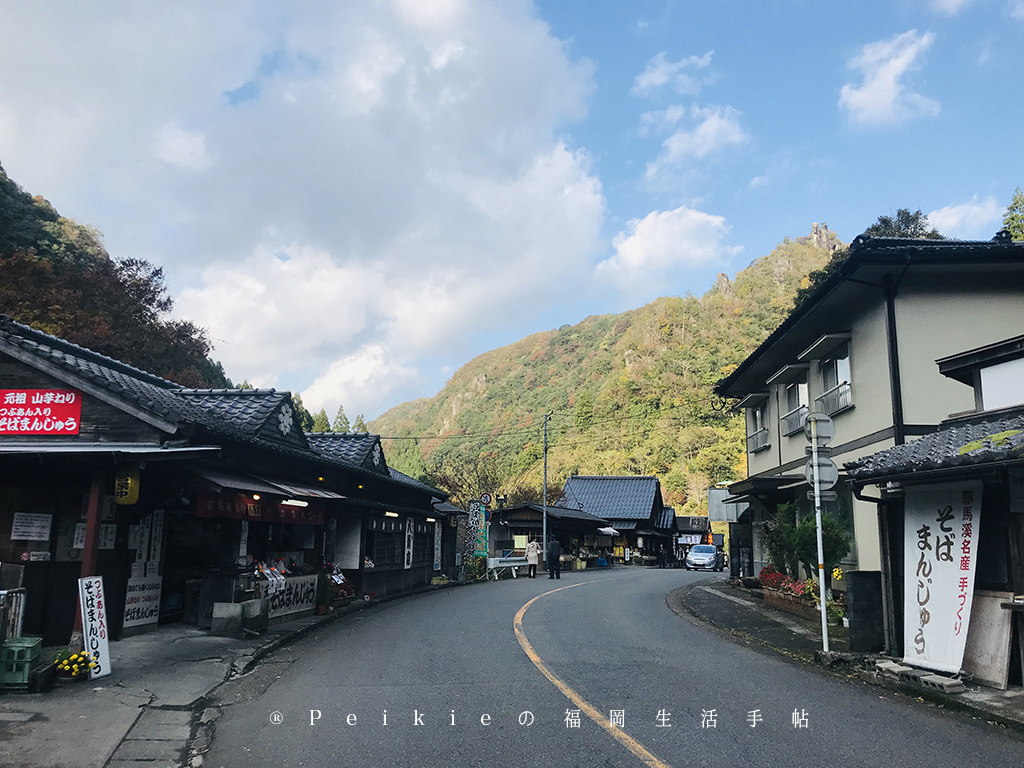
(404, 517, 414, 569)
(903, 481, 982, 673)
(239, 520, 249, 559)
(149, 509, 164, 566)
(434, 521, 442, 571)
(136, 513, 151, 565)
(78, 576, 112, 679)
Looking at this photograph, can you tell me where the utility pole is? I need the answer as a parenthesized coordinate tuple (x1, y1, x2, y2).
(804, 412, 838, 654)
(542, 412, 550, 567)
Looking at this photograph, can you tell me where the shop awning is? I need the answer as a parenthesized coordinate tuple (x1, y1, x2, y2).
(195, 469, 283, 496)
(0, 442, 220, 461)
(257, 477, 345, 500)
(722, 473, 805, 503)
(194, 469, 344, 500)
(598, 527, 619, 536)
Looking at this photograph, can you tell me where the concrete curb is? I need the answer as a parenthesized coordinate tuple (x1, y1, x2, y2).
(229, 580, 464, 679)
(672, 581, 1024, 737)
(184, 581, 466, 767)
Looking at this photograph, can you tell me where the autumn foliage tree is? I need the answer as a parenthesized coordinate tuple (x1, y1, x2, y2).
(0, 162, 229, 387)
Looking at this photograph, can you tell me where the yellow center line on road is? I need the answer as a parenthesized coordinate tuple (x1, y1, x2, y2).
(513, 582, 674, 768)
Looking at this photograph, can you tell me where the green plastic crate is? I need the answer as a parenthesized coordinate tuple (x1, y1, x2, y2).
(1, 658, 33, 690)
(1, 637, 41, 664)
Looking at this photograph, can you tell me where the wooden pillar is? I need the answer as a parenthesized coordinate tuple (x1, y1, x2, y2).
(69, 472, 105, 648)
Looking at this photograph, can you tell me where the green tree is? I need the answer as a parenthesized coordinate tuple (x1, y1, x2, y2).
(0, 163, 231, 387)
(311, 408, 331, 433)
(793, 513, 852, 584)
(237, 380, 254, 390)
(862, 208, 943, 239)
(574, 390, 594, 433)
(761, 502, 800, 577)
(353, 413, 368, 433)
(1003, 187, 1024, 241)
(333, 405, 351, 432)
(291, 393, 314, 432)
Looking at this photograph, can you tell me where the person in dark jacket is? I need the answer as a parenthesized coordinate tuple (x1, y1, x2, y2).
(547, 537, 561, 579)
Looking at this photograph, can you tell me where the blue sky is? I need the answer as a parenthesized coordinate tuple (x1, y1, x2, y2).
(0, 1, 1021, 419)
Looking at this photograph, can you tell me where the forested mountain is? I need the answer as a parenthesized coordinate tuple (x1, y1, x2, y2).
(373, 225, 842, 510)
(0, 163, 229, 387)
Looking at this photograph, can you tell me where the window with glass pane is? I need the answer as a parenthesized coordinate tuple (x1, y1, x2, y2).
(821, 346, 850, 391)
(786, 380, 807, 410)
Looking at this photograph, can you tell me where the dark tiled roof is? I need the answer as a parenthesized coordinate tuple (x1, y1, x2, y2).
(388, 467, 443, 496)
(0, 317, 308, 450)
(0, 316, 411, 488)
(306, 433, 386, 472)
(715, 233, 1024, 397)
(657, 507, 675, 529)
(559, 475, 660, 521)
(178, 389, 291, 435)
(676, 515, 711, 533)
(845, 409, 1024, 481)
(432, 498, 464, 515)
(504, 503, 608, 524)
(0, 315, 184, 421)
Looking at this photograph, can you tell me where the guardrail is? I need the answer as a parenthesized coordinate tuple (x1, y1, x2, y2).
(747, 427, 770, 453)
(815, 382, 853, 416)
(781, 405, 808, 436)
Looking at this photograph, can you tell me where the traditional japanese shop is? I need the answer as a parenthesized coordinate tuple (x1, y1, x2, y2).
(493, 503, 609, 568)
(0, 315, 450, 646)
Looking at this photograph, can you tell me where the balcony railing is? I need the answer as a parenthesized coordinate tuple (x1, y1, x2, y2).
(747, 427, 770, 453)
(816, 382, 854, 416)
(781, 405, 808, 436)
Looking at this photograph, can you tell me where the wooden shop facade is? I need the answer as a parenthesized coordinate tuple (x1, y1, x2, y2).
(0, 316, 455, 645)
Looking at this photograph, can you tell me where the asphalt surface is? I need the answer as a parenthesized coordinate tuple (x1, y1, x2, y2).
(202, 568, 1024, 768)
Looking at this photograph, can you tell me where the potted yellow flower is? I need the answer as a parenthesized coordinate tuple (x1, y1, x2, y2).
(53, 649, 97, 681)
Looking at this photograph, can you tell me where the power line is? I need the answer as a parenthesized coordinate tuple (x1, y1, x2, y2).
(375, 396, 732, 444)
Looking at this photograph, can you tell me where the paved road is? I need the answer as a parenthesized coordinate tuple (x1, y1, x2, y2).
(203, 568, 1024, 768)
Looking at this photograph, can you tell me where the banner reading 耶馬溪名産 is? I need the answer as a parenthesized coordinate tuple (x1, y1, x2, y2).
(903, 481, 982, 673)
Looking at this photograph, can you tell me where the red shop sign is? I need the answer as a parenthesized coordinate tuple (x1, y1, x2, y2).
(196, 491, 324, 525)
(0, 389, 82, 435)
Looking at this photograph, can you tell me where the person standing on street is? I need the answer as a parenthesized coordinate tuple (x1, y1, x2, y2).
(547, 537, 561, 579)
(525, 536, 541, 578)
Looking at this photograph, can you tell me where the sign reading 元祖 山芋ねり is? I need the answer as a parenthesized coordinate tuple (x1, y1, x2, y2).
(0, 389, 81, 435)
(903, 481, 982, 674)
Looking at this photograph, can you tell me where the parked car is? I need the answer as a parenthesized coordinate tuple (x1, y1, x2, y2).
(685, 544, 724, 571)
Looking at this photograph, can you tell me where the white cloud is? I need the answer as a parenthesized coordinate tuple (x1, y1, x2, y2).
(638, 105, 685, 136)
(178, 142, 603, 416)
(1012, 0, 1024, 20)
(645, 105, 748, 179)
(302, 345, 420, 419)
(597, 205, 735, 283)
(0, 4, 602, 417)
(839, 30, 940, 127)
(927, 195, 1002, 238)
(153, 123, 213, 171)
(632, 51, 713, 96)
(929, 0, 971, 14)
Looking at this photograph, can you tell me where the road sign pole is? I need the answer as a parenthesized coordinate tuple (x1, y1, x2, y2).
(811, 419, 830, 653)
